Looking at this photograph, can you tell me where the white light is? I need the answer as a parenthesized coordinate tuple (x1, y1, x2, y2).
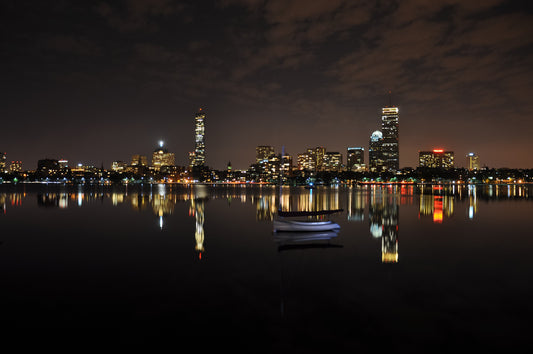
(159, 140, 164, 148)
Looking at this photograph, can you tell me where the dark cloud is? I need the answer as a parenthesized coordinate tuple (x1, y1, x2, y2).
(1, 0, 532, 169)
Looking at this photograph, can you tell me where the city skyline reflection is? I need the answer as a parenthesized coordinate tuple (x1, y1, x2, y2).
(1, 184, 531, 261)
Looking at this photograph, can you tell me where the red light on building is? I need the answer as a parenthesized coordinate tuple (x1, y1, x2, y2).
(433, 149, 444, 153)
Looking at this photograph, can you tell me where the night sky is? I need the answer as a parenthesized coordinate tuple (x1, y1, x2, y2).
(2, 0, 533, 170)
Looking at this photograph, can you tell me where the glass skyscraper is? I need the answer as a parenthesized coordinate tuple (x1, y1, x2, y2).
(347, 147, 364, 171)
(369, 130, 385, 173)
(381, 107, 399, 172)
(193, 109, 206, 167)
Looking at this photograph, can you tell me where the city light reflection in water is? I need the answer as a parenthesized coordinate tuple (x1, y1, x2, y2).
(0, 183, 532, 350)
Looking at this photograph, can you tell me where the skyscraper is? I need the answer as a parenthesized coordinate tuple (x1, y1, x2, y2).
(467, 153, 480, 170)
(323, 152, 342, 172)
(369, 131, 385, 172)
(347, 147, 365, 171)
(381, 107, 399, 172)
(193, 108, 206, 167)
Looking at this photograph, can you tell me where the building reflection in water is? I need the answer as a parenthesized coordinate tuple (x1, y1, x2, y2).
(419, 185, 454, 223)
(368, 186, 399, 263)
(190, 185, 207, 259)
(468, 184, 477, 219)
(0, 192, 25, 214)
(253, 186, 341, 221)
(3, 183, 531, 261)
(347, 188, 365, 221)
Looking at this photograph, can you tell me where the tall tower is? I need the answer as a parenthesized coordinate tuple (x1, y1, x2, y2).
(193, 108, 206, 167)
(466, 153, 479, 170)
(381, 107, 399, 172)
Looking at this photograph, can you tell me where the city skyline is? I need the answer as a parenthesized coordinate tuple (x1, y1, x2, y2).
(2, 1, 533, 169)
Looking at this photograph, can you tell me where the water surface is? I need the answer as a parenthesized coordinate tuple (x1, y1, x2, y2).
(1, 184, 532, 351)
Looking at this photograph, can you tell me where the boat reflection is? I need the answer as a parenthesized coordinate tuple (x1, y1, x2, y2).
(273, 231, 342, 252)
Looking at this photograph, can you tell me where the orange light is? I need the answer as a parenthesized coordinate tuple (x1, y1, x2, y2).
(433, 149, 444, 153)
(433, 196, 443, 223)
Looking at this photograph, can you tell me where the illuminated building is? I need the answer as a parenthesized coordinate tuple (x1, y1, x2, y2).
(256, 145, 275, 163)
(467, 152, 480, 170)
(297, 152, 314, 171)
(0, 152, 6, 173)
(193, 108, 206, 167)
(151, 141, 175, 171)
(347, 147, 365, 171)
(311, 147, 326, 171)
(131, 155, 148, 167)
(323, 152, 342, 172)
(188, 152, 195, 170)
(37, 159, 59, 176)
(419, 149, 454, 168)
(296, 147, 326, 172)
(281, 154, 292, 177)
(111, 161, 127, 172)
(255, 146, 280, 180)
(9, 161, 22, 172)
(369, 130, 385, 172)
(381, 107, 399, 172)
(58, 159, 69, 170)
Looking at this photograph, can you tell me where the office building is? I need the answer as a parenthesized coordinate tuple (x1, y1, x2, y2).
(111, 161, 128, 172)
(9, 161, 22, 173)
(381, 107, 399, 172)
(0, 152, 6, 173)
(419, 149, 454, 168)
(152, 142, 175, 171)
(131, 155, 148, 167)
(256, 146, 275, 163)
(37, 159, 59, 176)
(323, 152, 342, 172)
(347, 147, 365, 171)
(311, 147, 326, 171)
(296, 147, 327, 172)
(58, 159, 69, 170)
(280, 154, 292, 176)
(467, 153, 480, 170)
(193, 108, 206, 167)
(369, 131, 385, 172)
(297, 152, 314, 171)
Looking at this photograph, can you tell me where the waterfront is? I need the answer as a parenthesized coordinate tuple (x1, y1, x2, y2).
(1, 184, 532, 351)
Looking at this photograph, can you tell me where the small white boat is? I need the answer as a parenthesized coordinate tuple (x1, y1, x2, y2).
(273, 219, 341, 232)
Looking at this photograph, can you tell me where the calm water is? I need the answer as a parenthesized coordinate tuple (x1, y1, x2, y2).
(1, 183, 532, 351)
